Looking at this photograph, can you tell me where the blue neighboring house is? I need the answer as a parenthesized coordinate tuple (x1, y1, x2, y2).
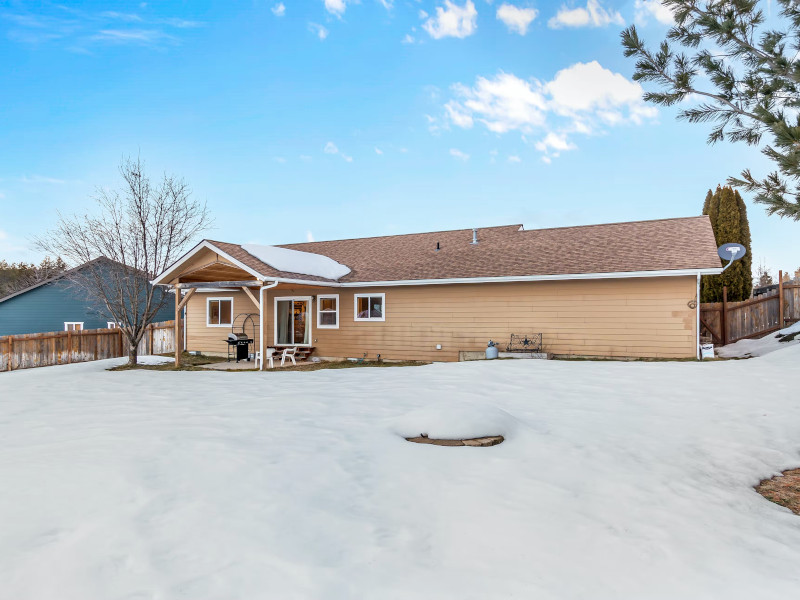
(0, 257, 173, 336)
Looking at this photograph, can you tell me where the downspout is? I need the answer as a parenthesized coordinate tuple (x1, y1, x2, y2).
(259, 281, 279, 371)
(696, 272, 701, 360)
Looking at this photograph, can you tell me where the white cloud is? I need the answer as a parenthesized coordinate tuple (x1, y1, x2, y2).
(634, 0, 674, 25)
(324, 141, 353, 162)
(450, 148, 470, 161)
(299, 155, 313, 161)
(20, 174, 68, 184)
(402, 33, 416, 44)
(548, 0, 624, 29)
(102, 11, 143, 22)
(446, 72, 547, 133)
(508, 155, 522, 162)
(545, 61, 656, 123)
(378, 0, 394, 10)
(423, 1, 477, 39)
(444, 101, 474, 128)
(272, 3, 286, 17)
(273, 156, 286, 164)
(419, 9, 429, 19)
(375, 147, 384, 155)
(442, 61, 656, 161)
(534, 132, 576, 155)
(91, 29, 178, 45)
(309, 23, 329, 40)
(496, 4, 538, 35)
(324, 0, 348, 17)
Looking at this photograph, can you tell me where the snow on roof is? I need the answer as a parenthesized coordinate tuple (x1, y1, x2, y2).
(240, 244, 351, 281)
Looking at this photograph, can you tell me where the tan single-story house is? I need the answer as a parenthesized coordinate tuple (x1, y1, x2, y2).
(152, 216, 722, 367)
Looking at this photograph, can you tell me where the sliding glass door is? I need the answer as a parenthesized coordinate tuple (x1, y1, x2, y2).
(274, 297, 311, 346)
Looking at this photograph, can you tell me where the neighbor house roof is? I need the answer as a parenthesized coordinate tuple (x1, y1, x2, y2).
(155, 216, 722, 286)
(0, 256, 109, 304)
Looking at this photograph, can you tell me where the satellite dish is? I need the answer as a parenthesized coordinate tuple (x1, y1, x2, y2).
(717, 243, 746, 272)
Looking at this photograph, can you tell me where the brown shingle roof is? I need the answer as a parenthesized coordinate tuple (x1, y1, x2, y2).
(210, 216, 721, 284)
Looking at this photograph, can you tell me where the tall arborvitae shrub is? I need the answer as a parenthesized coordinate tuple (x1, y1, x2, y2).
(701, 186, 754, 302)
(734, 189, 753, 295)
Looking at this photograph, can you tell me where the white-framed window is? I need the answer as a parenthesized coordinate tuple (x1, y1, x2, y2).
(107, 322, 119, 329)
(317, 294, 339, 329)
(64, 322, 83, 331)
(354, 293, 385, 322)
(274, 296, 312, 346)
(207, 297, 233, 327)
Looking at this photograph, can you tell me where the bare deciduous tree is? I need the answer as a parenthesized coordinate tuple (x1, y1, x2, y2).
(37, 156, 211, 366)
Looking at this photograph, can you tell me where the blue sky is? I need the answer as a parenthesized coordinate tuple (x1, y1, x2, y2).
(0, 0, 796, 274)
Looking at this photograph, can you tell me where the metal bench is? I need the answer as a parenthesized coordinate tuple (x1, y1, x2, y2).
(505, 334, 542, 353)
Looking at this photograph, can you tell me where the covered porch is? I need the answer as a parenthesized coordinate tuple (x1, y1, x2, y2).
(157, 247, 321, 370)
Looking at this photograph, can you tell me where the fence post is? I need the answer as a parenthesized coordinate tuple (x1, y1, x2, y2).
(66, 331, 72, 364)
(778, 270, 784, 329)
(7, 337, 12, 372)
(721, 286, 728, 346)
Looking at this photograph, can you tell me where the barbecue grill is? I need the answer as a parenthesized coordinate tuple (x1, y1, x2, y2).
(225, 331, 252, 362)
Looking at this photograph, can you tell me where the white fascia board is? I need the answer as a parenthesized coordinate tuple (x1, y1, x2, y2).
(151, 240, 266, 285)
(267, 277, 341, 287)
(336, 268, 723, 288)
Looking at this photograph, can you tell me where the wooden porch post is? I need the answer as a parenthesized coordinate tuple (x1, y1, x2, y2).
(174, 283, 181, 367)
(778, 270, 785, 329)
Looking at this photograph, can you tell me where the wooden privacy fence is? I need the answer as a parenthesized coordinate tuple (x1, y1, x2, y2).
(0, 320, 176, 372)
(700, 274, 800, 346)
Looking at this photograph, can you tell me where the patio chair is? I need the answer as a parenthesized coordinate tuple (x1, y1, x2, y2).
(255, 348, 275, 369)
(280, 346, 298, 366)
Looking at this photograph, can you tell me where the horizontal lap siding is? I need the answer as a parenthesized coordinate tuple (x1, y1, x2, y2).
(185, 291, 262, 356)
(183, 277, 697, 360)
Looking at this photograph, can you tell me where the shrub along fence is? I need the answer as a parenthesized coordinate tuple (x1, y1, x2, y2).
(0, 320, 176, 372)
(700, 273, 800, 346)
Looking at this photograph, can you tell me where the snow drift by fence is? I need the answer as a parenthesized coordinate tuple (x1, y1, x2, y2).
(701, 278, 800, 346)
(0, 320, 176, 371)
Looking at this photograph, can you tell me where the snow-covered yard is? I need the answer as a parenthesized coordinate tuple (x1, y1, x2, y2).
(1, 348, 799, 599)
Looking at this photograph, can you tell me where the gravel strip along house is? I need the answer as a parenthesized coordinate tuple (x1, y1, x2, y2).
(152, 216, 722, 366)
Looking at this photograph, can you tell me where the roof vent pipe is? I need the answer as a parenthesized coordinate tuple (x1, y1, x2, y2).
(435, 241, 440, 251)
(471, 228, 478, 245)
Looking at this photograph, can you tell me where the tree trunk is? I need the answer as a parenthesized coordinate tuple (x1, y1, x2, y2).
(127, 343, 138, 367)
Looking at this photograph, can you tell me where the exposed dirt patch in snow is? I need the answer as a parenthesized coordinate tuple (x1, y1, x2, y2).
(406, 434, 504, 447)
(757, 468, 800, 516)
(718, 321, 800, 358)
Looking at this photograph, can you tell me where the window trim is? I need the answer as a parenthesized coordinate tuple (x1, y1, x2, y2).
(316, 294, 339, 329)
(273, 296, 313, 347)
(354, 293, 386, 322)
(107, 321, 119, 329)
(206, 296, 234, 327)
(64, 322, 84, 331)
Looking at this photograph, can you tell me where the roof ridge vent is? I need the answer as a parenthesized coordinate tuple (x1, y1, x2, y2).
(471, 228, 478, 245)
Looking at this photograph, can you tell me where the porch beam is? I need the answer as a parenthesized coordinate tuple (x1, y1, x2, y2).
(177, 287, 197, 311)
(241, 286, 261, 311)
(173, 280, 263, 289)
